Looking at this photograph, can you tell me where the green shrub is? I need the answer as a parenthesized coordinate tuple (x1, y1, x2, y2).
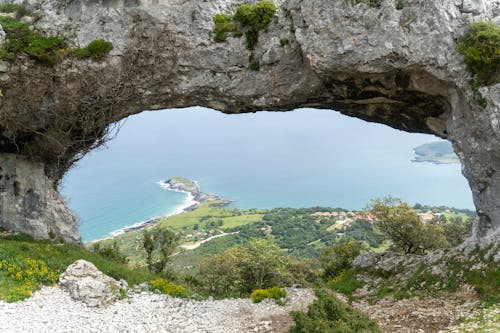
(250, 286, 286, 304)
(395, 0, 405, 10)
(74, 39, 113, 60)
(0, 16, 66, 64)
(0, 15, 112, 64)
(212, 0, 277, 50)
(149, 278, 187, 297)
(290, 289, 381, 333)
(213, 14, 236, 42)
(457, 22, 500, 84)
(25, 36, 67, 65)
(250, 289, 269, 303)
(0, 257, 59, 302)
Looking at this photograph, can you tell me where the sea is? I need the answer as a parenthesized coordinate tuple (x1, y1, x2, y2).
(58, 107, 474, 242)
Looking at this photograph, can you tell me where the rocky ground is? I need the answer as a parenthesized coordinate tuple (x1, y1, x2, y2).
(0, 286, 314, 333)
(345, 286, 480, 333)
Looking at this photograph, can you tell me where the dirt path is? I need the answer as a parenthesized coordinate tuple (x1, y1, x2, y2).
(180, 232, 239, 250)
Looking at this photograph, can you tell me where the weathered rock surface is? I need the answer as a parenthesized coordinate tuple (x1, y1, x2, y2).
(0, 0, 499, 243)
(59, 260, 123, 307)
(0, 154, 80, 243)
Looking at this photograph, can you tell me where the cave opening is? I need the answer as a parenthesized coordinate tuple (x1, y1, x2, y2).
(58, 107, 473, 242)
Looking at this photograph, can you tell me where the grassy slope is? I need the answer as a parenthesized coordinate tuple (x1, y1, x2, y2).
(0, 234, 158, 301)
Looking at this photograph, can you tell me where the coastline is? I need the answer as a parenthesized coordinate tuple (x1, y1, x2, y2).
(91, 177, 230, 242)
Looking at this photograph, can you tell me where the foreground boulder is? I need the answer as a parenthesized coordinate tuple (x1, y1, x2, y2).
(59, 260, 124, 307)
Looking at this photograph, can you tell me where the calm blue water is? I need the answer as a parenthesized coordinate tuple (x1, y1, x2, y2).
(59, 107, 474, 241)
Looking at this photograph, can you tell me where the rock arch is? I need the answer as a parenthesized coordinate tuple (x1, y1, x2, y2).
(0, 0, 498, 244)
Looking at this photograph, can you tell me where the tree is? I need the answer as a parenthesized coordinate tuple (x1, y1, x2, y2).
(156, 229, 180, 273)
(370, 197, 448, 254)
(239, 239, 287, 292)
(141, 228, 179, 274)
(142, 230, 155, 271)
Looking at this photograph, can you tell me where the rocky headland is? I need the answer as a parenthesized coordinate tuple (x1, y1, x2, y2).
(161, 177, 232, 211)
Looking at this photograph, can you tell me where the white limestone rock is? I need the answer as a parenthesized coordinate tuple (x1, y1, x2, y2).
(59, 260, 122, 307)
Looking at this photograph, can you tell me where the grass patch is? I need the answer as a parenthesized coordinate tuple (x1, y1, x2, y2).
(464, 264, 499, 306)
(0, 235, 158, 302)
(327, 269, 364, 298)
(290, 289, 381, 333)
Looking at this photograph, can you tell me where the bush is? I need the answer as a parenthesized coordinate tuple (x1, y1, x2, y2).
(212, 0, 277, 50)
(457, 22, 500, 84)
(0, 257, 59, 302)
(198, 239, 317, 298)
(320, 240, 365, 279)
(0, 15, 112, 64)
(25, 36, 67, 65)
(73, 39, 113, 60)
(250, 289, 269, 303)
(250, 286, 286, 304)
(149, 278, 187, 297)
(290, 289, 381, 333)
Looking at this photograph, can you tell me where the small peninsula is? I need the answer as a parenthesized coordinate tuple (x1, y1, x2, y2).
(412, 141, 459, 165)
(161, 177, 232, 211)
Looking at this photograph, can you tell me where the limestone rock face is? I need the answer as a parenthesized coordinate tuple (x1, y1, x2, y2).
(0, 154, 81, 243)
(0, 0, 499, 244)
(59, 260, 123, 307)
